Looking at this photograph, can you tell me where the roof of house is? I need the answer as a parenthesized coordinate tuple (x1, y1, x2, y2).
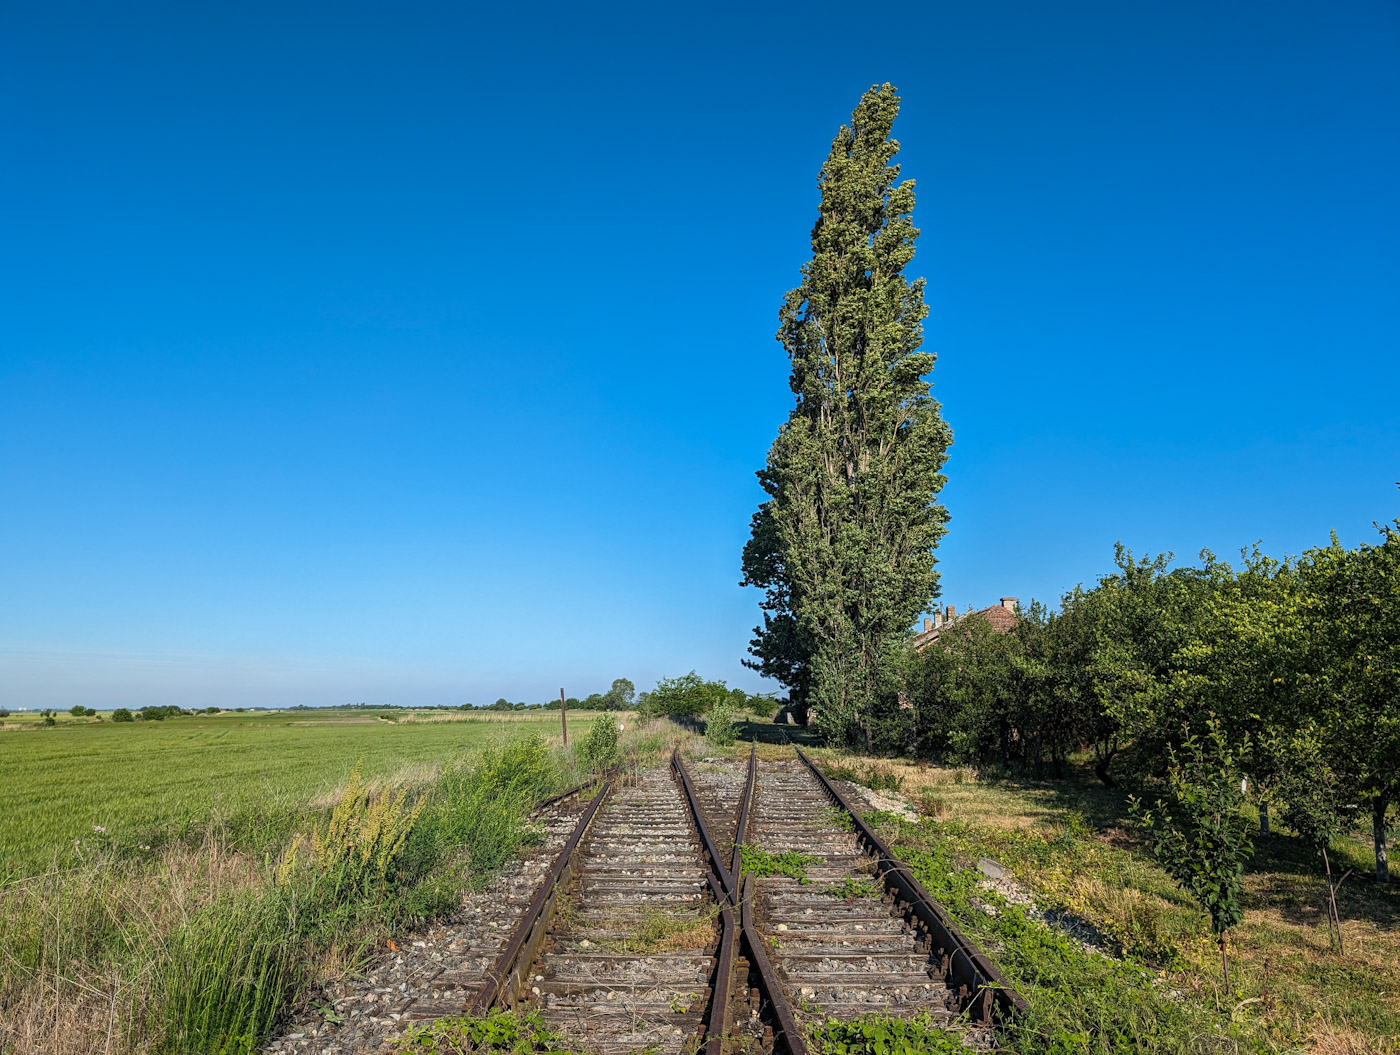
(911, 601, 1019, 652)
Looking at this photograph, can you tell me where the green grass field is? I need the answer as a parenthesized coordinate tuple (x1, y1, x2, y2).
(0, 709, 570, 874)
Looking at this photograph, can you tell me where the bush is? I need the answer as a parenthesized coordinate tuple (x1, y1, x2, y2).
(705, 700, 737, 747)
(111, 708, 134, 722)
(580, 715, 620, 772)
(0, 708, 9, 718)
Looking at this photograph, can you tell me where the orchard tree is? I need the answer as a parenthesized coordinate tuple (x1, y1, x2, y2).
(1272, 724, 1356, 951)
(742, 84, 951, 748)
(1299, 524, 1400, 882)
(1131, 719, 1254, 989)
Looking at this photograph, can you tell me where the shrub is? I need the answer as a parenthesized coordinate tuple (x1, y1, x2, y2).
(580, 715, 620, 772)
(283, 761, 426, 895)
(1130, 719, 1253, 986)
(914, 791, 947, 818)
(111, 708, 134, 722)
(0, 708, 9, 718)
(705, 700, 737, 747)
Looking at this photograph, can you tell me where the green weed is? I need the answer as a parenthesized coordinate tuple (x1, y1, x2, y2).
(739, 845, 814, 883)
(808, 1014, 969, 1055)
(394, 1008, 586, 1054)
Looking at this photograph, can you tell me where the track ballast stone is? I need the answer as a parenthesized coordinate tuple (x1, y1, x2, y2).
(263, 796, 589, 1054)
(523, 766, 721, 1055)
(748, 758, 957, 1029)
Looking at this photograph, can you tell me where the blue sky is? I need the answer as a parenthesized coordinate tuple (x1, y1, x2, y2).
(2, 1, 1397, 709)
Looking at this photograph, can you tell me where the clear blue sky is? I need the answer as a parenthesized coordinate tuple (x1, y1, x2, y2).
(2, 1, 1397, 709)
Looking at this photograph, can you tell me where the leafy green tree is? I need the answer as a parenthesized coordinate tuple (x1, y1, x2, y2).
(1131, 720, 1254, 987)
(1297, 524, 1400, 882)
(639, 672, 730, 719)
(112, 708, 134, 722)
(1272, 724, 1356, 950)
(742, 84, 951, 749)
(605, 678, 635, 709)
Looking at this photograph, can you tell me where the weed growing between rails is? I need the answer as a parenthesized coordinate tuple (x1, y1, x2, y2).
(739, 844, 815, 883)
(807, 1013, 974, 1055)
(0, 733, 581, 1055)
(392, 1008, 589, 1055)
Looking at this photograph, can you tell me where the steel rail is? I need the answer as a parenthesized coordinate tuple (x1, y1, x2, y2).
(793, 747, 1030, 1024)
(530, 773, 605, 815)
(677, 745, 807, 1055)
(469, 770, 616, 1014)
(733, 746, 808, 1055)
(670, 748, 738, 1055)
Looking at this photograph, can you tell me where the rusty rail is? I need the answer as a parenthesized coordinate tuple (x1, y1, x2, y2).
(469, 770, 616, 1014)
(675, 746, 807, 1055)
(530, 773, 604, 815)
(793, 747, 1030, 1024)
(734, 745, 808, 1055)
(671, 748, 738, 1055)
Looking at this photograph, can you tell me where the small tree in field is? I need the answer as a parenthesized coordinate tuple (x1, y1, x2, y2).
(1273, 725, 1355, 951)
(705, 699, 738, 747)
(580, 714, 620, 772)
(1131, 719, 1254, 988)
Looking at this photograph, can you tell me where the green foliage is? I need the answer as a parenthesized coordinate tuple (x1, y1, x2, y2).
(394, 1008, 585, 1054)
(579, 715, 620, 772)
(111, 707, 133, 722)
(808, 1013, 968, 1055)
(739, 844, 813, 883)
(139, 704, 188, 721)
(161, 893, 297, 1055)
(639, 671, 728, 718)
(742, 83, 950, 749)
(705, 699, 737, 746)
(41, 709, 56, 726)
(1130, 720, 1252, 982)
(69, 705, 96, 717)
(883, 814, 1239, 1053)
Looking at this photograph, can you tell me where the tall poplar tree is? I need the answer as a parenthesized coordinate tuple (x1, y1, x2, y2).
(741, 84, 951, 748)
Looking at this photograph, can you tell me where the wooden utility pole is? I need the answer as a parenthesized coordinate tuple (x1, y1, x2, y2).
(560, 688, 568, 746)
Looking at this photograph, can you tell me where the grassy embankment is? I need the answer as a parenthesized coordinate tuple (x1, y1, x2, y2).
(0, 707, 657, 1055)
(779, 740, 1400, 1055)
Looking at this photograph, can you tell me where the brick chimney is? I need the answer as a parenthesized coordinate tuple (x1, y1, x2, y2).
(945, 605, 957, 623)
(1000, 597, 1018, 612)
(933, 611, 943, 629)
(923, 618, 932, 632)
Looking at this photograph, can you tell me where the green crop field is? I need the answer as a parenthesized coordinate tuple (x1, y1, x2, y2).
(0, 709, 569, 874)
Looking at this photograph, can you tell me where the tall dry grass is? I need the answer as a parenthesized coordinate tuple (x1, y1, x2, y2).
(0, 731, 581, 1055)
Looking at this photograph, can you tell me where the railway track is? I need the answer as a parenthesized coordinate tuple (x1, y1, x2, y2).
(267, 747, 1023, 1055)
